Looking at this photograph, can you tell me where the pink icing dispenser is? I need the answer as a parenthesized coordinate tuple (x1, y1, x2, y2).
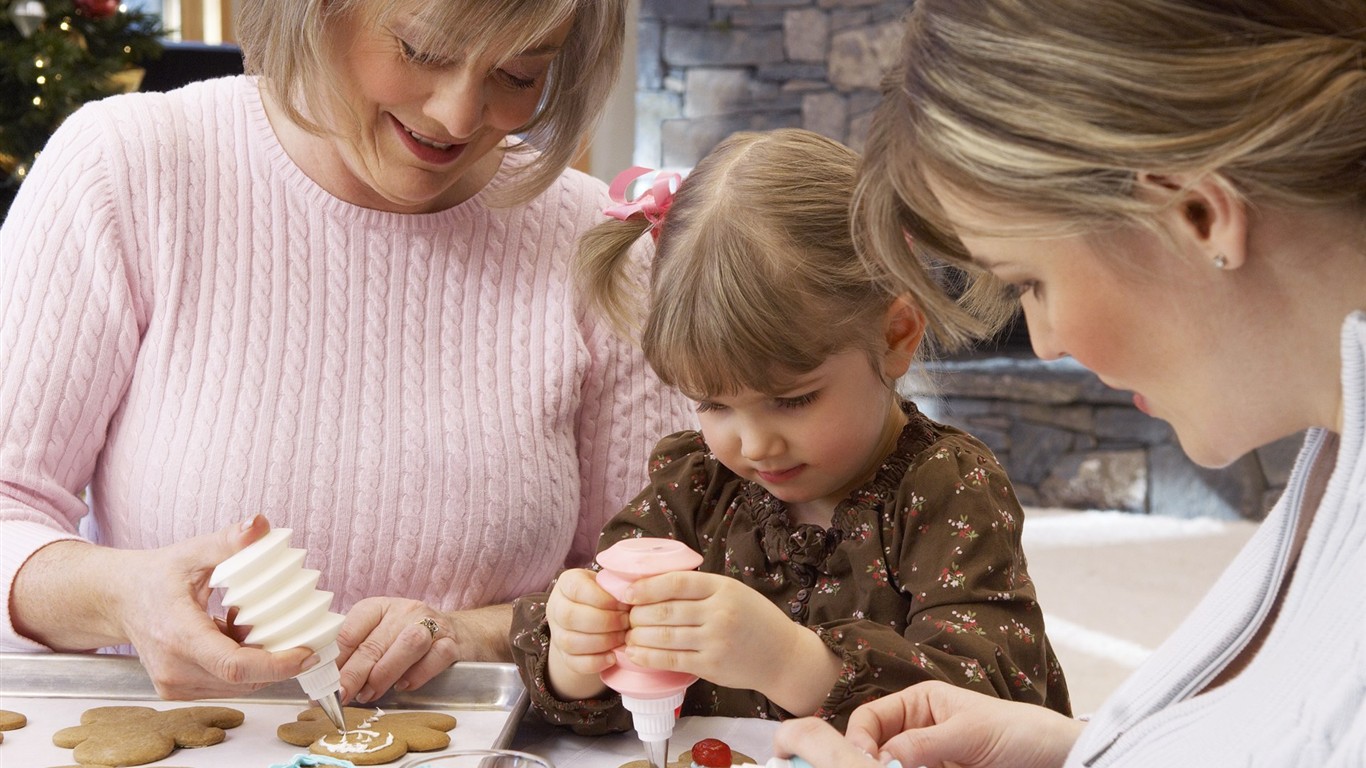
(596, 538, 704, 768)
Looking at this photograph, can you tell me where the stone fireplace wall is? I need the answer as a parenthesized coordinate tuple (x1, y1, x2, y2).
(634, 0, 906, 169)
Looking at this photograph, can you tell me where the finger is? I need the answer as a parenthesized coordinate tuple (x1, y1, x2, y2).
(559, 569, 625, 609)
(351, 619, 440, 703)
(553, 626, 628, 656)
(394, 637, 460, 693)
(773, 717, 881, 768)
(550, 600, 631, 635)
(623, 571, 716, 604)
(846, 681, 948, 750)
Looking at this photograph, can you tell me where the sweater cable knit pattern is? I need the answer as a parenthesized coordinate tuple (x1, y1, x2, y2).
(0, 75, 695, 652)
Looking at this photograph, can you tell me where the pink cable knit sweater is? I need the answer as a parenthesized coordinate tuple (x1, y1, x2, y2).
(0, 76, 694, 652)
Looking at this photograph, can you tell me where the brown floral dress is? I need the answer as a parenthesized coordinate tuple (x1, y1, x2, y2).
(510, 401, 1071, 733)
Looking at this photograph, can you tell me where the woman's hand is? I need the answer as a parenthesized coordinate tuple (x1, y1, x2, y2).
(543, 568, 629, 699)
(777, 680, 1084, 768)
(620, 571, 841, 713)
(335, 598, 512, 704)
(12, 515, 315, 700)
(772, 718, 882, 768)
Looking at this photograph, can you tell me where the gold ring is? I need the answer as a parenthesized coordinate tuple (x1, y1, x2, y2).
(416, 617, 441, 639)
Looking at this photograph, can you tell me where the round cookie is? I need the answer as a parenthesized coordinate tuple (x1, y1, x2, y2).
(51, 705, 244, 766)
(0, 708, 26, 744)
(278, 705, 458, 765)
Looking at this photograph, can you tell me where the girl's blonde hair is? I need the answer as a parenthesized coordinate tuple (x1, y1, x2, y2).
(236, 0, 624, 206)
(855, 0, 1366, 351)
(578, 128, 899, 399)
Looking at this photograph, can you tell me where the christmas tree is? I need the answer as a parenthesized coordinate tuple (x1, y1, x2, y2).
(1, 0, 163, 218)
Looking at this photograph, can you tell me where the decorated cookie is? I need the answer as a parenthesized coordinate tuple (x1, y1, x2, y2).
(0, 708, 26, 744)
(51, 705, 244, 766)
(619, 737, 755, 768)
(278, 706, 458, 765)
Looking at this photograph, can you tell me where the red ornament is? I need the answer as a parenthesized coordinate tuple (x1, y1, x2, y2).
(75, 0, 120, 19)
(690, 738, 732, 767)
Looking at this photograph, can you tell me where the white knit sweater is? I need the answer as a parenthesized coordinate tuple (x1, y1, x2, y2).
(1067, 311, 1366, 766)
(0, 76, 695, 651)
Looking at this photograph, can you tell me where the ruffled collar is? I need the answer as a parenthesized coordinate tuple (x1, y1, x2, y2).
(744, 399, 932, 567)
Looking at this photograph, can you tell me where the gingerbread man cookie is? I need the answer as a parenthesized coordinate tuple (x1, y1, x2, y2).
(0, 708, 26, 744)
(51, 704, 244, 766)
(278, 706, 458, 765)
(619, 737, 755, 768)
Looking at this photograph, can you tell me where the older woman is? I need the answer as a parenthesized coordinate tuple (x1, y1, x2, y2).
(774, 0, 1366, 766)
(0, 0, 692, 704)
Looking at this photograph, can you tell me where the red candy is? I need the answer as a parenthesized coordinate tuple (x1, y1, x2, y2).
(690, 738, 732, 767)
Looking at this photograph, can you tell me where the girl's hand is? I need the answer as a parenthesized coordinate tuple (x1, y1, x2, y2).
(335, 598, 497, 704)
(620, 571, 840, 711)
(543, 568, 629, 699)
(842, 680, 1083, 768)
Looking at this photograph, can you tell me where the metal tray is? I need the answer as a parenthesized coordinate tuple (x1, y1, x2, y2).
(0, 652, 529, 766)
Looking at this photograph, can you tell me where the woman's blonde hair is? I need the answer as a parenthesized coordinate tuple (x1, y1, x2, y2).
(236, 0, 624, 205)
(577, 128, 900, 399)
(855, 0, 1366, 351)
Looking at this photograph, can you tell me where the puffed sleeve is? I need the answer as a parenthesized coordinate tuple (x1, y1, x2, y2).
(809, 435, 1071, 723)
(510, 431, 712, 734)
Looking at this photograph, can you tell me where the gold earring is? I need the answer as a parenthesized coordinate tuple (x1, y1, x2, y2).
(1212, 254, 1228, 269)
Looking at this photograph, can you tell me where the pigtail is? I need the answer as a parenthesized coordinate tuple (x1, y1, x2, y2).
(574, 216, 655, 340)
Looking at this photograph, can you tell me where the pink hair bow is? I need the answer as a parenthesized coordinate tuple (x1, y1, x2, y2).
(605, 166, 683, 241)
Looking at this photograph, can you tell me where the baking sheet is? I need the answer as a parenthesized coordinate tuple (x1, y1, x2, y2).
(0, 653, 527, 767)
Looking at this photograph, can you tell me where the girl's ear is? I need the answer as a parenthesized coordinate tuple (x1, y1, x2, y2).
(1138, 172, 1249, 270)
(882, 296, 926, 379)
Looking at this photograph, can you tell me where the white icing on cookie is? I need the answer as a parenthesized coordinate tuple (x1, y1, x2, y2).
(318, 728, 396, 754)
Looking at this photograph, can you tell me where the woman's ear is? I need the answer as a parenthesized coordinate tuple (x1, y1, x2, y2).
(882, 296, 926, 379)
(1138, 172, 1250, 270)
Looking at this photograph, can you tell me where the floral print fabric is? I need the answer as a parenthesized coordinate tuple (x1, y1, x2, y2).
(510, 401, 1071, 732)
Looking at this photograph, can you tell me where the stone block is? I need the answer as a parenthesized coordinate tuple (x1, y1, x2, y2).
(636, 20, 664, 90)
(661, 112, 802, 167)
(829, 21, 903, 91)
(664, 26, 786, 67)
(1007, 402, 1094, 434)
(633, 90, 684, 169)
(756, 63, 830, 81)
(830, 9, 873, 31)
(785, 8, 830, 62)
(1040, 449, 1147, 512)
(640, 0, 712, 23)
(723, 10, 788, 26)
(683, 68, 783, 118)
(802, 90, 848, 141)
(1149, 443, 1268, 521)
(848, 108, 874, 152)
(1007, 421, 1076, 486)
(1094, 405, 1174, 445)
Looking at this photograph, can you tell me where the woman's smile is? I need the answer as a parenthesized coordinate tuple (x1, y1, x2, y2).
(388, 114, 466, 165)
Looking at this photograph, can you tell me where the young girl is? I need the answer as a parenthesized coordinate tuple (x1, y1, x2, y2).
(510, 129, 1071, 732)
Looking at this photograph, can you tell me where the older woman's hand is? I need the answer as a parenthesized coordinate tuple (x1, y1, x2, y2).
(66, 516, 315, 699)
(336, 598, 514, 703)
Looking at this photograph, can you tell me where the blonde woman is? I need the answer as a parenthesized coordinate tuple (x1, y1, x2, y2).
(510, 129, 1071, 733)
(774, 1, 1366, 766)
(0, 0, 693, 703)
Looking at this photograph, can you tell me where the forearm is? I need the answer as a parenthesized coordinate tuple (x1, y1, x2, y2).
(11, 540, 135, 651)
(760, 626, 842, 717)
(446, 602, 516, 662)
